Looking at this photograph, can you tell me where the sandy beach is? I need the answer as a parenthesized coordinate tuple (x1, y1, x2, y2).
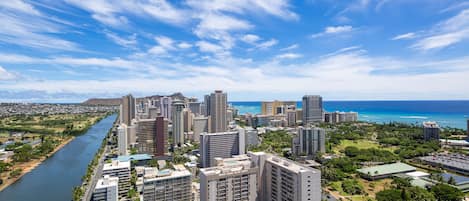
(0, 136, 75, 192)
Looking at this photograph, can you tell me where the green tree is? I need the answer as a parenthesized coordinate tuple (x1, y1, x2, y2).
(392, 177, 412, 189)
(12, 144, 33, 162)
(0, 161, 11, 173)
(344, 146, 360, 157)
(448, 176, 456, 185)
(341, 179, 364, 195)
(9, 168, 22, 178)
(406, 187, 436, 201)
(430, 184, 464, 201)
(376, 189, 402, 201)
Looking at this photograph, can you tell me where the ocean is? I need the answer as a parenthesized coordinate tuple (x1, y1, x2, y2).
(230, 101, 469, 129)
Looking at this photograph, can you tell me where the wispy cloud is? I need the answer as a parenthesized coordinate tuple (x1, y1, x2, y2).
(412, 9, 469, 51)
(241, 34, 261, 44)
(0, 0, 41, 15)
(392, 32, 416, 40)
(105, 31, 138, 49)
(0, 66, 17, 80)
(0, 1, 80, 51)
(280, 44, 299, 51)
(275, 53, 302, 59)
(311, 25, 354, 38)
(3, 49, 469, 100)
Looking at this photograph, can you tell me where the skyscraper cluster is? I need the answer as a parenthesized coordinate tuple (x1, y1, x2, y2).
(199, 152, 322, 201)
(99, 91, 326, 201)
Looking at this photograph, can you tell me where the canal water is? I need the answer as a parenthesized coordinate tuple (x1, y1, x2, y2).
(0, 114, 116, 201)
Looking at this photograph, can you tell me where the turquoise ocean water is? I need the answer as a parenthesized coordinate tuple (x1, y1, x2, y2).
(230, 101, 469, 129)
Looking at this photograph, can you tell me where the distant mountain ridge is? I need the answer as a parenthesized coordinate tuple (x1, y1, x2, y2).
(82, 92, 188, 105)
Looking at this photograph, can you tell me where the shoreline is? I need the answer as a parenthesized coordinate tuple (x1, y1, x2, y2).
(0, 136, 75, 192)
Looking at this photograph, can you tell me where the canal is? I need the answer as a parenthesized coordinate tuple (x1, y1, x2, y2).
(0, 114, 116, 201)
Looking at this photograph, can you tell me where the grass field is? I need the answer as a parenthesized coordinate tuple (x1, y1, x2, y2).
(333, 139, 397, 154)
(328, 177, 392, 201)
(0, 113, 105, 135)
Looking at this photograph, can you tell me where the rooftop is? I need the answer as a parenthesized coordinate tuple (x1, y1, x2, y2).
(357, 162, 416, 177)
(200, 131, 238, 136)
(95, 175, 119, 189)
(117, 154, 152, 162)
(103, 160, 131, 170)
(200, 155, 255, 176)
(441, 173, 469, 186)
(144, 165, 191, 182)
(419, 153, 469, 172)
(423, 121, 439, 128)
(267, 155, 320, 174)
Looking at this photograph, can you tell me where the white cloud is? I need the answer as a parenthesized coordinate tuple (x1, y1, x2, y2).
(3, 50, 469, 100)
(412, 31, 468, 51)
(105, 32, 137, 48)
(0, 0, 41, 16)
(241, 34, 261, 44)
(195, 41, 224, 53)
(65, 0, 188, 27)
(275, 53, 302, 59)
(392, 32, 416, 40)
(311, 25, 353, 38)
(413, 9, 469, 51)
(0, 5, 80, 51)
(280, 44, 299, 51)
(148, 46, 167, 55)
(154, 35, 175, 50)
(255, 39, 278, 49)
(0, 66, 16, 80)
(186, 0, 298, 21)
(2, 49, 469, 100)
(177, 42, 192, 49)
(0, 53, 150, 70)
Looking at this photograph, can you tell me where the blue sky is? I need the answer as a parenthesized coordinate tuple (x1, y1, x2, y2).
(0, 0, 469, 102)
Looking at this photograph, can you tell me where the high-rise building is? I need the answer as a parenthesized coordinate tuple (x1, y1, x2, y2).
(200, 155, 258, 201)
(210, 90, 227, 133)
(248, 152, 322, 201)
(292, 127, 326, 157)
(204, 94, 211, 116)
(245, 127, 259, 147)
(142, 165, 192, 201)
(226, 109, 233, 123)
(199, 129, 245, 167)
(302, 95, 323, 125)
(102, 160, 131, 197)
(148, 107, 159, 119)
(261, 101, 297, 115)
(324, 111, 357, 123)
(188, 102, 202, 116)
(155, 116, 168, 157)
(92, 175, 119, 201)
(172, 100, 185, 146)
(193, 116, 209, 143)
(286, 110, 297, 127)
(127, 123, 137, 146)
(136, 119, 156, 155)
(423, 121, 440, 141)
(160, 96, 172, 120)
(117, 124, 127, 156)
(120, 94, 135, 126)
(183, 108, 193, 132)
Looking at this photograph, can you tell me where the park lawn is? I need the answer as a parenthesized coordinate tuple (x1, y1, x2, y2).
(328, 181, 376, 201)
(333, 139, 397, 154)
(1, 113, 106, 135)
(358, 177, 393, 197)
